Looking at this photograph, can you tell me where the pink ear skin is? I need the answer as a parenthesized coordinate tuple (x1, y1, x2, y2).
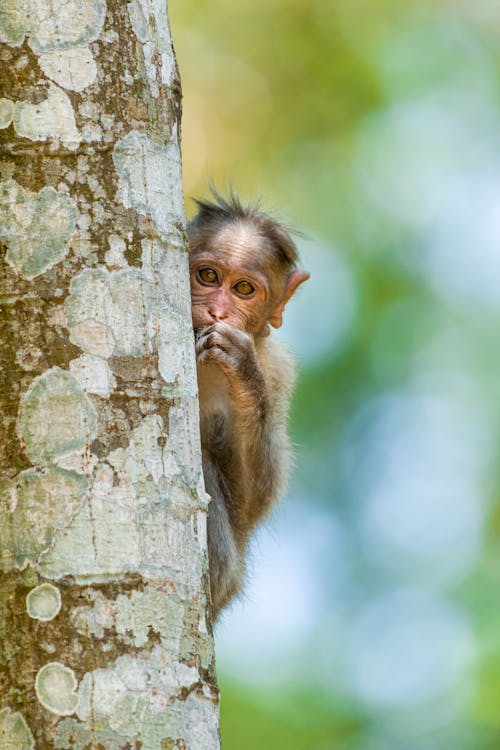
(269, 269, 310, 329)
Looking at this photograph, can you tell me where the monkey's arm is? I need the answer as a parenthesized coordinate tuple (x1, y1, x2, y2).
(196, 322, 295, 532)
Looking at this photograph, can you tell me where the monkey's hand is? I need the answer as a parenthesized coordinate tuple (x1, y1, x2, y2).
(195, 322, 264, 395)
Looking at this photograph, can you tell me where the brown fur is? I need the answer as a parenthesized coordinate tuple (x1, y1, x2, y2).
(187, 190, 308, 618)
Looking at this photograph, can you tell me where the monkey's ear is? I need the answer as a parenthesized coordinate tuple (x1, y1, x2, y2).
(269, 270, 310, 329)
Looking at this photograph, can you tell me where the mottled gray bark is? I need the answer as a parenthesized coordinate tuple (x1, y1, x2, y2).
(0, 1, 220, 748)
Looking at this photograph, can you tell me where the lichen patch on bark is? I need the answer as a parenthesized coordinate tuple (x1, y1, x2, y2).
(53, 717, 126, 749)
(38, 463, 143, 580)
(17, 368, 97, 465)
(71, 650, 214, 750)
(0, 180, 77, 279)
(36, 459, 206, 595)
(38, 47, 98, 92)
(0, 97, 14, 128)
(35, 662, 79, 716)
(107, 413, 166, 485)
(65, 267, 148, 358)
(128, 0, 175, 96)
(113, 129, 184, 236)
(0, 466, 89, 571)
(0, 707, 34, 749)
(69, 353, 117, 398)
(13, 83, 81, 150)
(70, 582, 185, 651)
(26, 582, 62, 621)
(0, 0, 106, 53)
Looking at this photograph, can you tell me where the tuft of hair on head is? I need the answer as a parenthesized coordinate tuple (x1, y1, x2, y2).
(187, 185, 300, 270)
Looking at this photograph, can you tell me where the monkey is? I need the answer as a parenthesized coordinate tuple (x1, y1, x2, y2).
(187, 189, 309, 619)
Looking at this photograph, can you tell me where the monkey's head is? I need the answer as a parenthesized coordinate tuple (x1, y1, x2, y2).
(187, 189, 309, 338)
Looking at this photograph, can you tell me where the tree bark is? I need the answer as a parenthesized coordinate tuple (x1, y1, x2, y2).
(0, 1, 219, 748)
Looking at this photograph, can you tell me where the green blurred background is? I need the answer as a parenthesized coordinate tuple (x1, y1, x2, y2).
(170, 1, 500, 747)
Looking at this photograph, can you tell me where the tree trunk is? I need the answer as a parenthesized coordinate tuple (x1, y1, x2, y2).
(0, 2, 219, 748)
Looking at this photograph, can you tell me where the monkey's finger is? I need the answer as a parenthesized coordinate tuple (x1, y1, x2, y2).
(196, 331, 232, 355)
(198, 327, 254, 362)
(197, 347, 232, 369)
(211, 322, 252, 348)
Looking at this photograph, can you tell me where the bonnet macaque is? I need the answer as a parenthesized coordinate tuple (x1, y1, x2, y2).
(187, 190, 309, 618)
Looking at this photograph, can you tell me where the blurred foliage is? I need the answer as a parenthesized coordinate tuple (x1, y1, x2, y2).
(219, 684, 359, 750)
(170, 0, 500, 747)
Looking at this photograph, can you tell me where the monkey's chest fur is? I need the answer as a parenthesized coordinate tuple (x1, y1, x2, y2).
(197, 364, 234, 461)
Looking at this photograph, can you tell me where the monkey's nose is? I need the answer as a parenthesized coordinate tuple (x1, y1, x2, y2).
(207, 299, 230, 320)
(208, 308, 229, 321)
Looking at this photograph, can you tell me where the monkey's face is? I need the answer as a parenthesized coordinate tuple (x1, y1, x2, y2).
(189, 225, 287, 337)
(190, 255, 282, 336)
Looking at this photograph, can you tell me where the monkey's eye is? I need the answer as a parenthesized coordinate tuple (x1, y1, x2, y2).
(197, 267, 219, 285)
(234, 280, 255, 297)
